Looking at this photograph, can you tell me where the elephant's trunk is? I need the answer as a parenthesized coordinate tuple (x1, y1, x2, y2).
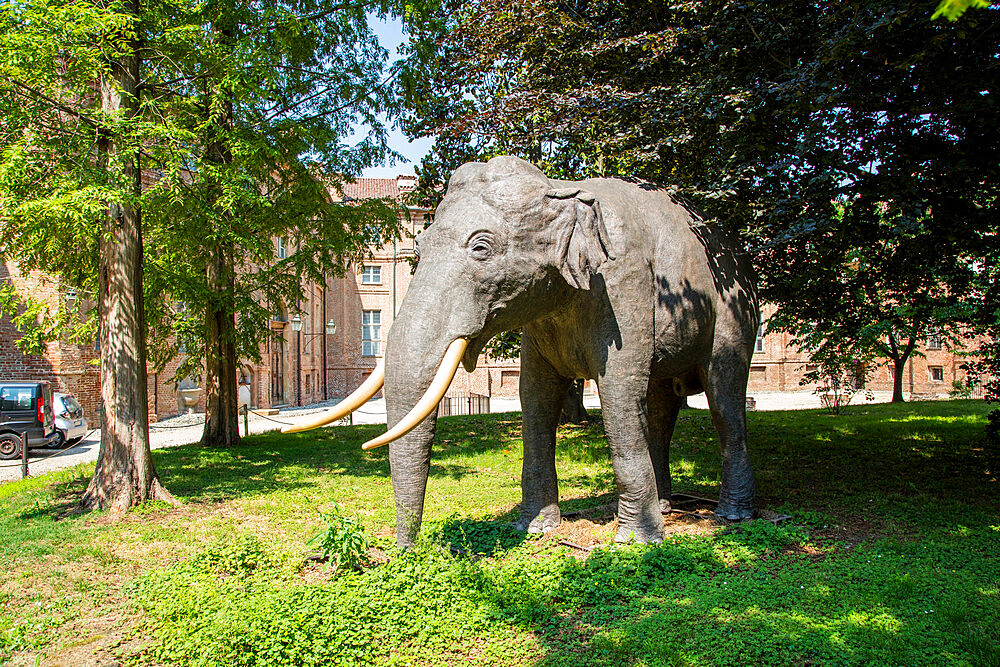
(362, 339, 466, 450)
(381, 274, 482, 548)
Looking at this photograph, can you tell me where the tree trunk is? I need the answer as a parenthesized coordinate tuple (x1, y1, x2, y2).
(83, 8, 174, 510)
(889, 336, 916, 403)
(892, 357, 906, 403)
(201, 242, 241, 446)
(559, 379, 589, 424)
(200, 83, 240, 446)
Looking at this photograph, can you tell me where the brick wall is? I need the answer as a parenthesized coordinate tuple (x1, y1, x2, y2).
(749, 305, 979, 397)
(1, 262, 102, 422)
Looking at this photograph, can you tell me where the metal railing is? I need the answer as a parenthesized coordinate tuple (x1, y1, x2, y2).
(437, 393, 490, 418)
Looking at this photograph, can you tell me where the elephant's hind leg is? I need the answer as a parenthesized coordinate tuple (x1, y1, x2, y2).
(517, 334, 570, 534)
(701, 347, 755, 521)
(647, 379, 683, 512)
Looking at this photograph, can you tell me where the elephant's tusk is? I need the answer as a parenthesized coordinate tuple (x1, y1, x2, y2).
(280, 359, 385, 433)
(361, 338, 468, 450)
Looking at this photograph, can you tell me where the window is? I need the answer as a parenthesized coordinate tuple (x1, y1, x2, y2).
(754, 324, 765, 353)
(926, 331, 942, 350)
(929, 366, 944, 382)
(362, 310, 381, 356)
(0, 386, 36, 411)
(276, 237, 287, 259)
(423, 212, 434, 229)
(361, 265, 382, 285)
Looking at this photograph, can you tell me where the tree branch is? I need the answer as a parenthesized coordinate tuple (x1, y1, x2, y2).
(6, 79, 100, 129)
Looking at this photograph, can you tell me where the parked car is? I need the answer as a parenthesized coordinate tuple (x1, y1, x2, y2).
(53, 392, 88, 449)
(0, 381, 57, 460)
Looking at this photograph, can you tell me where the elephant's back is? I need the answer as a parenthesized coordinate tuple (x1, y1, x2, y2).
(571, 177, 759, 354)
(568, 177, 736, 273)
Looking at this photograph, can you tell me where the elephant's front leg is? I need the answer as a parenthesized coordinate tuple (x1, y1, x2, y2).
(516, 334, 571, 534)
(599, 373, 665, 544)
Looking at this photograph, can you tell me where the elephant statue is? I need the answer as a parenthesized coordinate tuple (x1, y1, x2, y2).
(284, 156, 760, 548)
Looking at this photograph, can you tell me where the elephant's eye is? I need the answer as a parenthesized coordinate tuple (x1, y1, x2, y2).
(468, 232, 495, 261)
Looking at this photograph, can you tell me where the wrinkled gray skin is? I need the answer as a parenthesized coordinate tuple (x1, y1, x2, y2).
(386, 156, 760, 548)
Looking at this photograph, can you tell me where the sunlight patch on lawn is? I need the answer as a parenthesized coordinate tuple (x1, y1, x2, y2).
(845, 609, 902, 634)
(885, 414, 982, 425)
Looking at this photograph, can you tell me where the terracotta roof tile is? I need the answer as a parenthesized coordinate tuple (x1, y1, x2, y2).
(333, 175, 418, 201)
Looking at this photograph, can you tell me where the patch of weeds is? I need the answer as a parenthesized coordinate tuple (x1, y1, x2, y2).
(715, 519, 811, 562)
(308, 503, 369, 571)
(780, 505, 834, 529)
(0, 599, 74, 663)
(131, 539, 510, 666)
(196, 533, 284, 578)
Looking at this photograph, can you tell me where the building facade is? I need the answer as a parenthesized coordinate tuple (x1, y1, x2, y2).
(748, 307, 975, 396)
(228, 174, 522, 413)
(1, 176, 979, 424)
(305, 175, 521, 406)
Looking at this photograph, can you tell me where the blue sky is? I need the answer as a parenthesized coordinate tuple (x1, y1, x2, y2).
(360, 15, 434, 178)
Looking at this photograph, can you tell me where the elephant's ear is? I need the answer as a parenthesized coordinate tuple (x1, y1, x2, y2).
(545, 188, 616, 289)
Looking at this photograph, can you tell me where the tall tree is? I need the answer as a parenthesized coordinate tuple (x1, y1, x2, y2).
(142, 0, 403, 447)
(766, 203, 973, 402)
(88, 0, 174, 507)
(0, 0, 175, 508)
(1, 0, 408, 510)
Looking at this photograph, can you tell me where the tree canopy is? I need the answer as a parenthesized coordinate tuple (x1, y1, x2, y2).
(402, 0, 999, 401)
(0, 0, 415, 503)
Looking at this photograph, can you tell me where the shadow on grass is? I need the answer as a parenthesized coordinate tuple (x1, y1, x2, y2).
(13, 476, 90, 522)
(458, 511, 1000, 666)
(154, 420, 489, 502)
(742, 401, 998, 514)
(145, 400, 996, 530)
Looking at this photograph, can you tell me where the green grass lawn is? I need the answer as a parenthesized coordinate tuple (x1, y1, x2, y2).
(1, 400, 998, 666)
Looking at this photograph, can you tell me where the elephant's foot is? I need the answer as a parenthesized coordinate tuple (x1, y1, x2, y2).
(614, 522, 664, 544)
(614, 502, 664, 544)
(714, 500, 754, 521)
(515, 504, 560, 534)
(715, 460, 756, 521)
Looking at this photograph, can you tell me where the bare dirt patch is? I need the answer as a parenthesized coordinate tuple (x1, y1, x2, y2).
(549, 499, 722, 553)
(813, 511, 918, 547)
(23, 610, 145, 667)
